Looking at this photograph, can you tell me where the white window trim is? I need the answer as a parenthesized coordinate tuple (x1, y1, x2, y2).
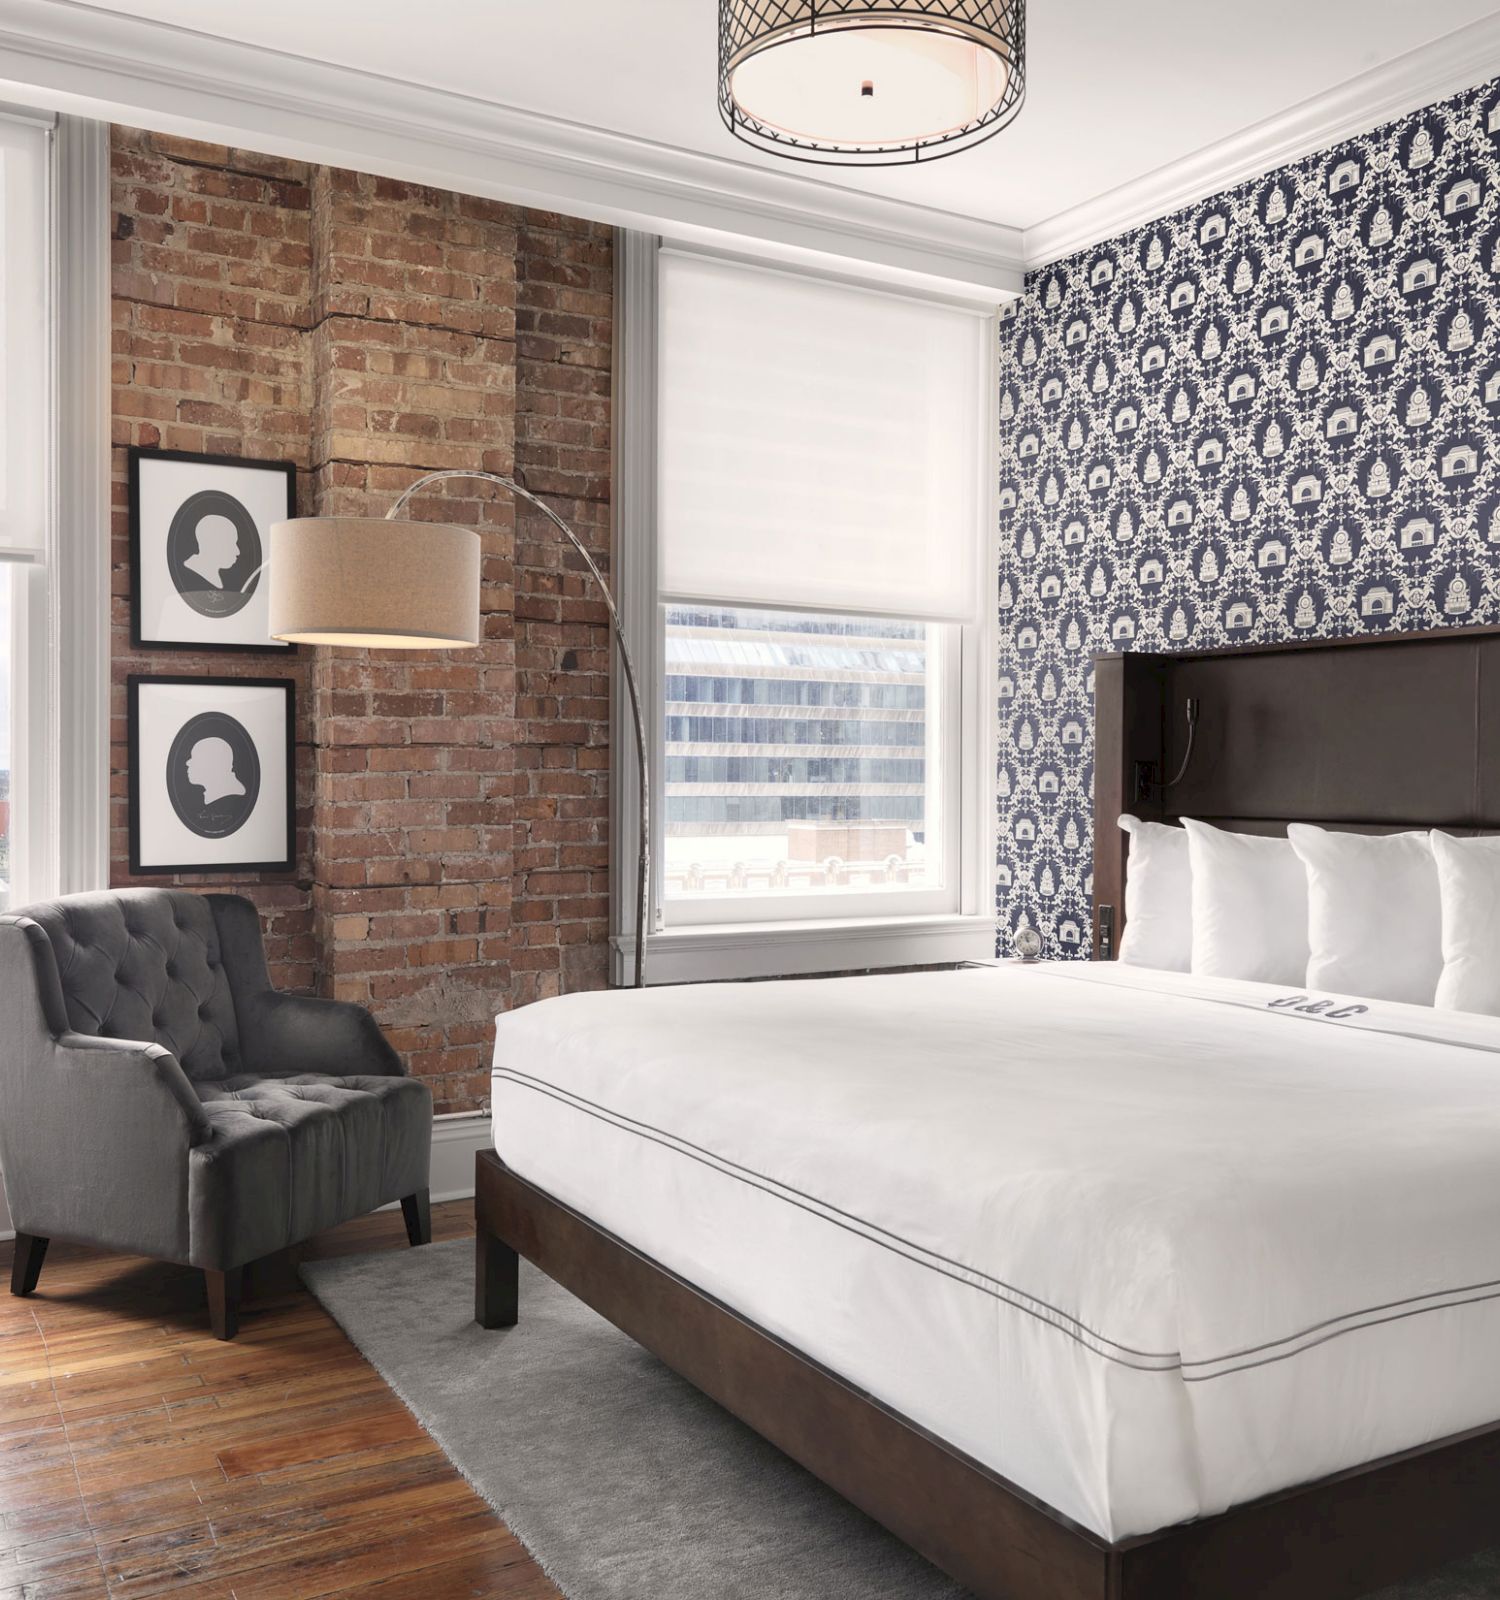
(610, 230, 998, 984)
(609, 229, 660, 976)
(53, 115, 112, 896)
(2, 108, 110, 904)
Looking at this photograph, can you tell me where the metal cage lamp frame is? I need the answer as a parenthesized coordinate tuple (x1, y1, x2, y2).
(718, 0, 1026, 167)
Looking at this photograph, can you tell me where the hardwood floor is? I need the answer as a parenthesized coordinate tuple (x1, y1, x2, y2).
(0, 1202, 562, 1598)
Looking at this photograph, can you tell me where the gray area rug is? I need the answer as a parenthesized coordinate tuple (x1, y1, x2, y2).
(301, 1239, 1500, 1600)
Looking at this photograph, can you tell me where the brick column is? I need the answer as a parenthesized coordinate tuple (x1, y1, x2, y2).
(307, 168, 521, 1114)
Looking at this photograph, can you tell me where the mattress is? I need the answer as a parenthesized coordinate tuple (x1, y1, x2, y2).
(490, 962, 1500, 1541)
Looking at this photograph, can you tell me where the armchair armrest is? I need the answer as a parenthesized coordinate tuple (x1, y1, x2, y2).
(1, 1030, 210, 1259)
(54, 1031, 213, 1143)
(206, 894, 405, 1079)
(0, 915, 211, 1258)
(234, 990, 406, 1079)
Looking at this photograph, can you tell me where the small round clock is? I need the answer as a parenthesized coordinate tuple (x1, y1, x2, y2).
(1012, 925, 1043, 963)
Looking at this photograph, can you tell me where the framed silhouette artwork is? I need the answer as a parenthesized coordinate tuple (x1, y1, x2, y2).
(128, 676, 295, 874)
(129, 447, 296, 652)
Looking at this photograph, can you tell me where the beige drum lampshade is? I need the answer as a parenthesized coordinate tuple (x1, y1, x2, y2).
(268, 518, 481, 648)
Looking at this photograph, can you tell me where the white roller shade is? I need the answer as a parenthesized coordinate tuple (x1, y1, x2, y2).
(658, 250, 987, 622)
(0, 117, 48, 563)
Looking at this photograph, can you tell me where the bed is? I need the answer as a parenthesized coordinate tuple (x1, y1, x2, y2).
(476, 623, 1500, 1600)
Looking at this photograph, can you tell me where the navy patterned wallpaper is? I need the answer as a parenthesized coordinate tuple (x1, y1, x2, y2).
(996, 77, 1500, 958)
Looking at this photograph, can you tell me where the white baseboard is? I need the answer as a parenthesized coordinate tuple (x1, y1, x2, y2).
(0, 1109, 494, 1245)
(385, 1110, 494, 1210)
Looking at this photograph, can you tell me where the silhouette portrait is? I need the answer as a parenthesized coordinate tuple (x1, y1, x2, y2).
(166, 711, 261, 839)
(181, 516, 242, 591)
(165, 488, 263, 619)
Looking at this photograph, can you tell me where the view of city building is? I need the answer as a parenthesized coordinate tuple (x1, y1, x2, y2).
(662, 605, 934, 904)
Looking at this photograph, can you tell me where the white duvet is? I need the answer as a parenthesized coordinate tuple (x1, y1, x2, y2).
(490, 963, 1500, 1540)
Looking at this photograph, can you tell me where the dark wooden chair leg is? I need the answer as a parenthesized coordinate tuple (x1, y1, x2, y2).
(400, 1188, 431, 1247)
(475, 1225, 518, 1329)
(10, 1233, 48, 1298)
(205, 1266, 243, 1341)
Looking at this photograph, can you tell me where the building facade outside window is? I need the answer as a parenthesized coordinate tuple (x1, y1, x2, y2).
(662, 604, 956, 921)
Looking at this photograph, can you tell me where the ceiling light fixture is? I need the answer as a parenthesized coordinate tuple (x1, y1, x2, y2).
(718, 0, 1025, 167)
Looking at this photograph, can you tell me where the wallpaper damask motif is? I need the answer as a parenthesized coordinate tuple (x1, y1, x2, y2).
(996, 77, 1500, 957)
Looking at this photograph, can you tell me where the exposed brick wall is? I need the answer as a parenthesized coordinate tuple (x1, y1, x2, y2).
(305, 166, 525, 1115)
(110, 130, 318, 988)
(110, 128, 613, 1114)
(511, 210, 614, 1007)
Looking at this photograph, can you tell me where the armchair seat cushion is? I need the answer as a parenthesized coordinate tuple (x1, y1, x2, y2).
(189, 1073, 431, 1269)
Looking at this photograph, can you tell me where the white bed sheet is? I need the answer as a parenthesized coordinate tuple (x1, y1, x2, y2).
(490, 963, 1500, 1541)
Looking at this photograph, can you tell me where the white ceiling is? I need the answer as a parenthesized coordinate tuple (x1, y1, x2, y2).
(73, 0, 1500, 232)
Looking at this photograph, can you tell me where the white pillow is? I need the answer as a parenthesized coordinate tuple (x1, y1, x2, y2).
(1184, 819, 1309, 986)
(1117, 815, 1191, 971)
(1287, 825, 1441, 1005)
(1430, 832, 1500, 1016)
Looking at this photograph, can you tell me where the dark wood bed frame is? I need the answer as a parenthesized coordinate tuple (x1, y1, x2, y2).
(477, 624, 1500, 1599)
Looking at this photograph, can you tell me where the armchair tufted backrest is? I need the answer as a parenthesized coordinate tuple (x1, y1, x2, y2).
(18, 889, 244, 1082)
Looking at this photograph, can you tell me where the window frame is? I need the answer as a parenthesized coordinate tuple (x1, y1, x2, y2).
(0, 107, 110, 906)
(610, 232, 998, 984)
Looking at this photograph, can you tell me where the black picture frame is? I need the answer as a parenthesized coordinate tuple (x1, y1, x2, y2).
(129, 446, 298, 654)
(128, 675, 296, 875)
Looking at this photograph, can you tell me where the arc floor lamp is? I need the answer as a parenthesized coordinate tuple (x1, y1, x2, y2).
(268, 470, 651, 989)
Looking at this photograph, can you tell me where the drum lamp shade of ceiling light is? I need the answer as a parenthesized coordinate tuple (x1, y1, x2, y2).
(719, 0, 1025, 166)
(267, 518, 481, 648)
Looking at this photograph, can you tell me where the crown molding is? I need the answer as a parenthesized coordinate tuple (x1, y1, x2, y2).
(0, 0, 1023, 301)
(1023, 11, 1500, 268)
(5, 1, 1499, 299)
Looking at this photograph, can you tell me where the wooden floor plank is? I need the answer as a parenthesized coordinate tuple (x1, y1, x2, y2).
(343, 1550, 565, 1600)
(0, 1203, 565, 1599)
(214, 1406, 426, 1480)
(203, 1510, 528, 1600)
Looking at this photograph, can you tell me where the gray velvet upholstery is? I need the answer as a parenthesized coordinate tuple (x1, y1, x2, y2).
(23, 889, 240, 1081)
(0, 889, 431, 1272)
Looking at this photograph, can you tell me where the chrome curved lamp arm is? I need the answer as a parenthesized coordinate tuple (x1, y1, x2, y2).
(389, 469, 651, 990)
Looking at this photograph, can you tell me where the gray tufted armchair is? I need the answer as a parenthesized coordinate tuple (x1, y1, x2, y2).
(0, 889, 432, 1338)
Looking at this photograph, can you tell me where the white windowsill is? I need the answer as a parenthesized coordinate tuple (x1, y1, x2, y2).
(611, 913, 997, 986)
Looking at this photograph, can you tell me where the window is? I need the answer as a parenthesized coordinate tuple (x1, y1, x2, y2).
(663, 603, 959, 922)
(618, 241, 996, 980)
(0, 563, 13, 897)
(0, 115, 50, 908)
(0, 111, 109, 906)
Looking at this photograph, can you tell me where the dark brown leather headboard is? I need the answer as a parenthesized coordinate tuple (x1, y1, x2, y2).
(1091, 624, 1500, 960)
